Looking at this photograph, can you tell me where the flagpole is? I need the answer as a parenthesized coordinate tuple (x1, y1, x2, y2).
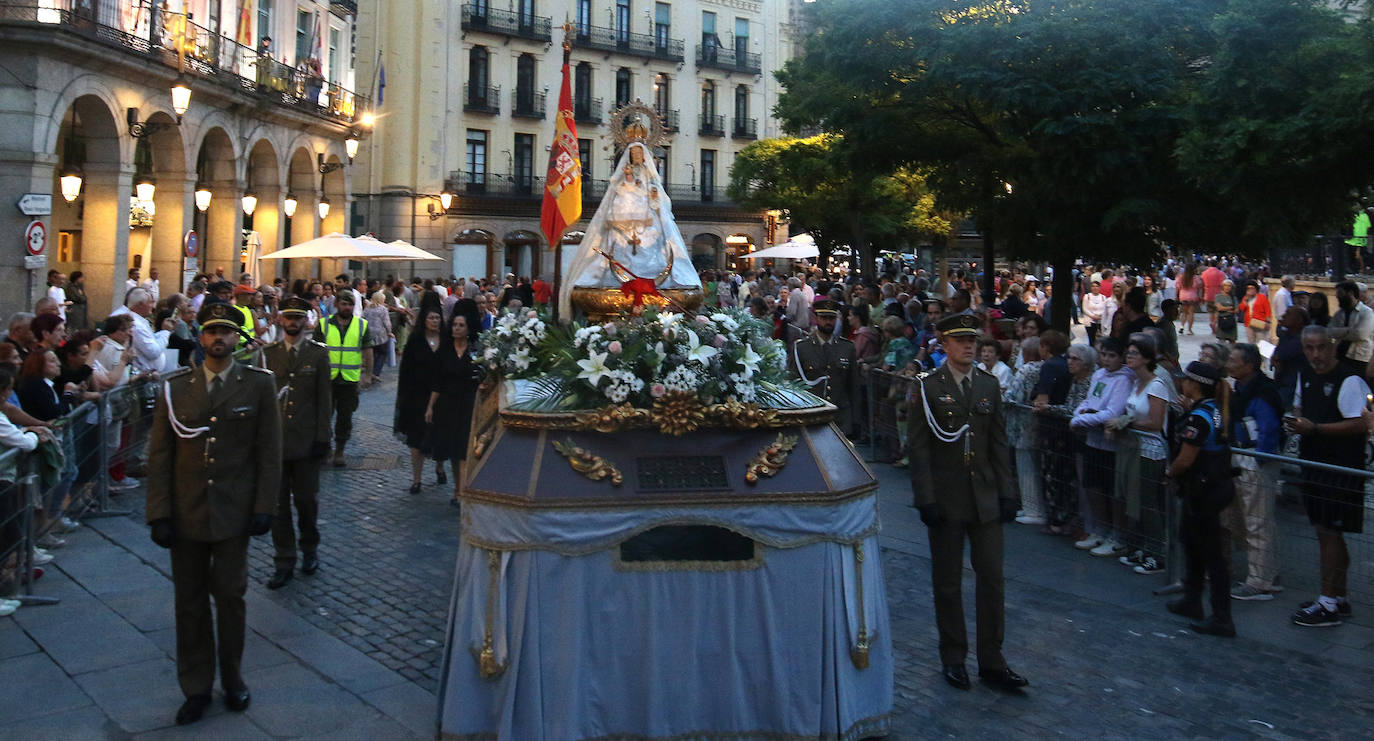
(552, 22, 572, 323)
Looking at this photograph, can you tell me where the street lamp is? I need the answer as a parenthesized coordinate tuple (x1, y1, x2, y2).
(283, 193, 298, 218)
(360, 111, 376, 128)
(170, 77, 192, 120)
(134, 176, 156, 203)
(440, 191, 454, 211)
(345, 133, 360, 162)
(194, 183, 212, 212)
(317, 196, 330, 221)
(241, 191, 258, 216)
(59, 166, 84, 202)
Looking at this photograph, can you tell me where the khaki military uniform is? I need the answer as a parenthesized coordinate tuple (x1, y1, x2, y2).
(790, 330, 858, 433)
(146, 363, 283, 699)
(908, 364, 1015, 671)
(262, 339, 331, 571)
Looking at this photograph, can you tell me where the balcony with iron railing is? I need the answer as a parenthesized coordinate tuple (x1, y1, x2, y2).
(458, 172, 543, 198)
(657, 108, 680, 132)
(460, 4, 552, 43)
(570, 23, 683, 62)
(696, 43, 762, 75)
(330, 0, 358, 14)
(455, 172, 726, 204)
(464, 84, 501, 114)
(732, 117, 757, 140)
(575, 97, 603, 124)
(0, 0, 368, 127)
(512, 89, 546, 119)
(699, 113, 725, 137)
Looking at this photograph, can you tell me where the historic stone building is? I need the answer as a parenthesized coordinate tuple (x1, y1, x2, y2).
(352, 0, 806, 282)
(0, 0, 367, 316)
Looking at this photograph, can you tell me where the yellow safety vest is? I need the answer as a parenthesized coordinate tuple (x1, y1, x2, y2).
(323, 316, 368, 382)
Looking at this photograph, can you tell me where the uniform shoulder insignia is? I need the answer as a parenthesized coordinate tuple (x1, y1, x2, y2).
(916, 370, 934, 380)
(975, 367, 994, 377)
(245, 366, 274, 375)
(835, 336, 854, 344)
(309, 340, 327, 348)
(163, 367, 194, 383)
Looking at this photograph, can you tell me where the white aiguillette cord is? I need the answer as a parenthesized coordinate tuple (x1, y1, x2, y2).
(163, 379, 210, 439)
(917, 374, 972, 458)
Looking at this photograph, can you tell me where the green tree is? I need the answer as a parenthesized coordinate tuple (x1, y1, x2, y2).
(774, 0, 1227, 329)
(728, 134, 953, 277)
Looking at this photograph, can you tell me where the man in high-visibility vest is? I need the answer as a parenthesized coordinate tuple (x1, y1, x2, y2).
(316, 291, 374, 467)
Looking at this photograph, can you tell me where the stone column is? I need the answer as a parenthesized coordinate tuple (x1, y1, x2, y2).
(252, 187, 281, 285)
(206, 183, 241, 279)
(151, 173, 194, 294)
(82, 161, 135, 316)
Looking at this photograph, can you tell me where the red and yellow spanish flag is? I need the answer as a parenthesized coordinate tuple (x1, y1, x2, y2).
(540, 59, 582, 250)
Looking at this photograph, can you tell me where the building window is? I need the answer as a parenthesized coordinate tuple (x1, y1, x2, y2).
(701, 80, 715, 118)
(517, 0, 535, 31)
(469, 47, 489, 92)
(516, 54, 536, 113)
(734, 84, 748, 122)
(328, 27, 340, 82)
(578, 139, 593, 180)
(655, 3, 671, 51)
(616, 0, 631, 44)
(295, 9, 311, 64)
(576, 0, 591, 38)
(257, 0, 273, 44)
(701, 10, 718, 61)
(575, 62, 593, 118)
(471, 0, 488, 18)
(654, 73, 670, 114)
(514, 134, 535, 189)
(615, 68, 632, 106)
(734, 17, 749, 59)
(700, 149, 715, 201)
(466, 130, 488, 187)
(655, 146, 669, 184)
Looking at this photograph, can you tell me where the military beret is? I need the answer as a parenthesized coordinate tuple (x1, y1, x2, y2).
(279, 297, 312, 316)
(935, 313, 980, 337)
(197, 302, 241, 332)
(813, 299, 841, 317)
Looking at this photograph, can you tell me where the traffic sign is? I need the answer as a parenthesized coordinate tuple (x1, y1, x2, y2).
(17, 194, 52, 216)
(24, 219, 46, 256)
(184, 230, 198, 257)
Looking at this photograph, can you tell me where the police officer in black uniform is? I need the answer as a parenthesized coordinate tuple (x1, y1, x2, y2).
(263, 297, 332, 589)
(1165, 361, 1236, 637)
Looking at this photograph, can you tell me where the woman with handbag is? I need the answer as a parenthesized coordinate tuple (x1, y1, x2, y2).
(1210, 279, 1238, 344)
(1240, 281, 1271, 343)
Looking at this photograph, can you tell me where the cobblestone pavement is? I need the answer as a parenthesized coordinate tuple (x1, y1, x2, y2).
(112, 371, 1373, 736)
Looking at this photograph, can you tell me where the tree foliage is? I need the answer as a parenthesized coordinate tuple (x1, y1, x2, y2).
(726, 135, 953, 274)
(773, 0, 1374, 329)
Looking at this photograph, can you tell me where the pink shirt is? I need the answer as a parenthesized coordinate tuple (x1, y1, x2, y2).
(1201, 267, 1225, 302)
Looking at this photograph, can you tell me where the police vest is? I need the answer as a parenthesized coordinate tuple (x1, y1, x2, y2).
(324, 316, 368, 382)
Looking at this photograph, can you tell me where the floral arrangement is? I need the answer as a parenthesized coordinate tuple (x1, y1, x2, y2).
(479, 307, 806, 413)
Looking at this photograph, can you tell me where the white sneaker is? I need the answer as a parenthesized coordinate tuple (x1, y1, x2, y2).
(1090, 539, 1127, 557)
(30, 548, 54, 566)
(108, 477, 141, 491)
(0, 600, 17, 617)
(1074, 534, 1104, 550)
(53, 516, 80, 533)
(1015, 515, 1047, 525)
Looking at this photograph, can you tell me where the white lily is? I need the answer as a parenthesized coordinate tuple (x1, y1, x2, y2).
(577, 350, 611, 387)
(652, 341, 667, 370)
(512, 347, 532, 371)
(685, 329, 717, 365)
(710, 313, 739, 332)
(738, 344, 762, 377)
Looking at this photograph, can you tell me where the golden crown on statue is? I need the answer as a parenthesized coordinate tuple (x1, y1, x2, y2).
(608, 99, 666, 148)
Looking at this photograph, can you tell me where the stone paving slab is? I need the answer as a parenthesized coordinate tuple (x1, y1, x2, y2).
(0, 651, 95, 723)
(12, 596, 165, 676)
(361, 680, 440, 739)
(0, 617, 38, 659)
(0, 704, 117, 741)
(239, 662, 389, 737)
(72, 656, 188, 734)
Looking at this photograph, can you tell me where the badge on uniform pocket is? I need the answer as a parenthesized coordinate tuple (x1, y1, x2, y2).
(231, 405, 254, 416)
(975, 398, 992, 414)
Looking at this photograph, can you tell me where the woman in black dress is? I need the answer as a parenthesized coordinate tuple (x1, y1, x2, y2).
(426, 314, 481, 506)
(395, 307, 444, 494)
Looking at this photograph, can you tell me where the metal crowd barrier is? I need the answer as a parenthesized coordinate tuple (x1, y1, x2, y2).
(868, 365, 1374, 604)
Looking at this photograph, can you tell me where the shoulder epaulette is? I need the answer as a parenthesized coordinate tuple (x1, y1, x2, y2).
(245, 365, 274, 375)
(975, 367, 994, 377)
(163, 367, 194, 383)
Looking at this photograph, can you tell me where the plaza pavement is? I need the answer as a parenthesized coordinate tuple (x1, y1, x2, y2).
(3, 321, 1372, 739)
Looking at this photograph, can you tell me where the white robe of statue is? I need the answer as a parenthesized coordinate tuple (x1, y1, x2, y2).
(559, 142, 701, 317)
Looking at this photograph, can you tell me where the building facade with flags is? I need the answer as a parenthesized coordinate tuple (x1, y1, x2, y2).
(0, 0, 368, 315)
(351, 0, 806, 283)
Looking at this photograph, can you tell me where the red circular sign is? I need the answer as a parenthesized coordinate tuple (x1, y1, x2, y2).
(184, 230, 198, 257)
(24, 220, 46, 256)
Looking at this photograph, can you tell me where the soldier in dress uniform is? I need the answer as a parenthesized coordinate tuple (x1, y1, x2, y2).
(789, 299, 858, 433)
(263, 297, 332, 589)
(145, 302, 283, 725)
(908, 313, 1028, 692)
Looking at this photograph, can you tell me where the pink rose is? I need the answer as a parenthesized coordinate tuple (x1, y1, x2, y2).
(650, 383, 667, 398)
(713, 334, 727, 348)
(527, 310, 538, 319)
(608, 340, 623, 354)
(695, 315, 710, 325)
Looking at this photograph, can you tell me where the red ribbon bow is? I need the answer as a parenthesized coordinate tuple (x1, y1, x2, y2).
(619, 278, 661, 308)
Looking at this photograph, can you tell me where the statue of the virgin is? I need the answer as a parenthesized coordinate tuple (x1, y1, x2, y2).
(560, 103, 702, 319)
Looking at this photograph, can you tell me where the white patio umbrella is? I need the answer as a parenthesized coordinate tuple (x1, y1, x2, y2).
(744, 239, 820, 260)
(385, 239, 443, 261)
(260, 232, 390, 261)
